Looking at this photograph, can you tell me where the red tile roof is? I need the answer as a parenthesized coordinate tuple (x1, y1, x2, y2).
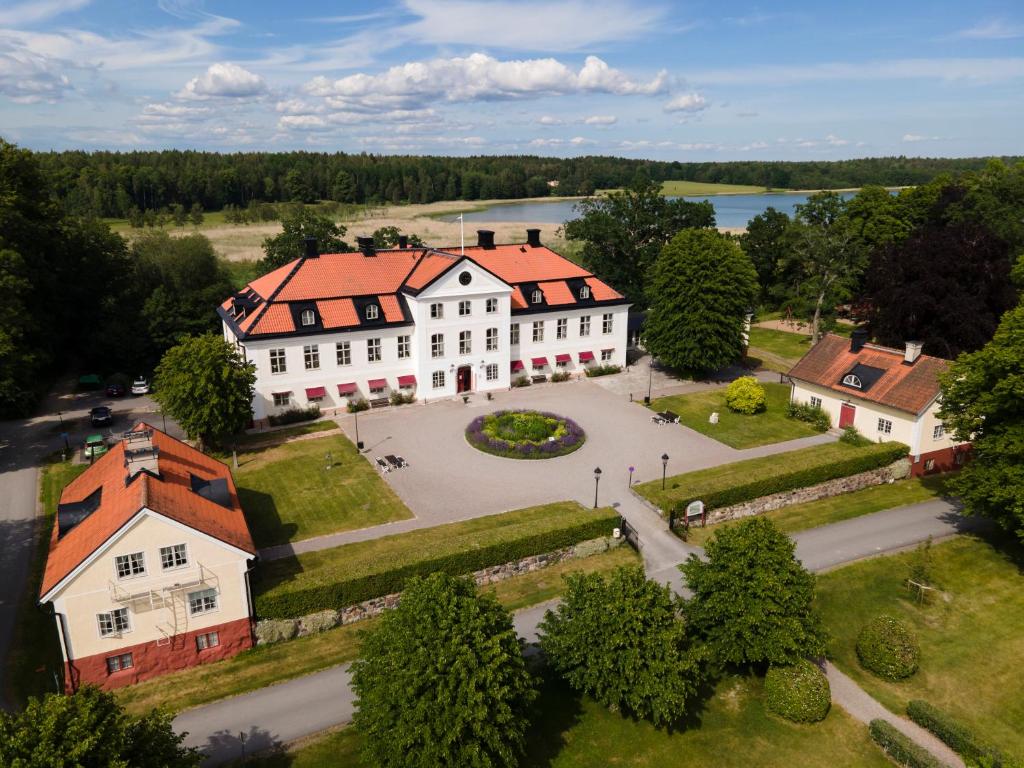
(40, 424, 255, 598)
(250, 303, 295, 336)
(788, 334, 950, 415)
(453, 244, 591, 283)
(317, 298, 358, 329)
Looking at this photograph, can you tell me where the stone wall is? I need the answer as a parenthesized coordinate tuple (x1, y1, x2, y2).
(254, 536, 623, 646)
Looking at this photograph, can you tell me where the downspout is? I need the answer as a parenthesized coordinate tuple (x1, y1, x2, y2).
(46, 605, 75, 695)
(243, 557, 258, 643)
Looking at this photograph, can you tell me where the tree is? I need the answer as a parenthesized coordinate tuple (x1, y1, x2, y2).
(563, 180, 715, 307)
(644, 229, 758, 375)
(170, 203, 187, 228)
(351, 573, 536, 768)
(681, 517, 827, 667)
(784, 192, 867, 342)
(938, 300, 1024, 542)
(740, 206, 794, 300)
(539, 566, 709, 726)
(283, 168, 315, 203)
(331, 170, 356, 203)
(371, 225, 424, 249)
(0, 685, 199, 767)
(259, 208, 350, 274)
(152, 334, 256, 449)
(189, 202, 204, 227)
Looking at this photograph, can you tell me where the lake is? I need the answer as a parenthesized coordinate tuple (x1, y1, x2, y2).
(441, 191, 856, 230)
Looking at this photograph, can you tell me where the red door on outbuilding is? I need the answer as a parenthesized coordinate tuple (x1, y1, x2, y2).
(839, 402, 856, 428)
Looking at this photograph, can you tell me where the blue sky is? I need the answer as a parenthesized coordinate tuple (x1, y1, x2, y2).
(1, 0, 1022, 159)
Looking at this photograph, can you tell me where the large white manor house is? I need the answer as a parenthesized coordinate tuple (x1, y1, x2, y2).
(219, 229, 631, 424)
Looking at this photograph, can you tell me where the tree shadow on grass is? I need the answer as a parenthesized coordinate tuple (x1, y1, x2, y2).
(238, 487, 298, 549)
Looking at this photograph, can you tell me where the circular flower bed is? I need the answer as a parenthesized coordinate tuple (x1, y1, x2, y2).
(466, 410, 586, 459)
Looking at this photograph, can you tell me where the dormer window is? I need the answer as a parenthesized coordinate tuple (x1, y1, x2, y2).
(300, 309, 315, 327)
(579, 285, 590, 300)
(842, 374, 863, 389)
(365, 304, 379, 320)
(531, 290, 543, 304)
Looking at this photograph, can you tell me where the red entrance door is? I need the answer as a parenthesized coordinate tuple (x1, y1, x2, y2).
(839, 402, 856, 429)
(456, 365, 472, 393)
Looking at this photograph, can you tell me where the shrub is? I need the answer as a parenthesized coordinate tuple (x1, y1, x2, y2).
(868, 719, 945, 768)
(856, 615, 920, 680)
(906, 700, 1009, 766)
(725, 376, 767, 415)
(787, 401, 832, 432)
(764, 660, 831, 723)
(584, 364, 622, 377)
(389, 390, 416, 406)
(347, 398, 369, 413)
(510, 376, 532, 388)
(550, 370, 571, 382)
(840, 425, 871, 446)
(268, 405, 321, 426)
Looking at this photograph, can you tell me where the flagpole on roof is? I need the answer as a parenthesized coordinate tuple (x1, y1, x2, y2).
(458, 213, 464, 255)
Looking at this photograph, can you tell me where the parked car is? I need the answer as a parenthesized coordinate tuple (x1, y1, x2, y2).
(90, 406, 113, 427)
(105, 382, 126, 397)
(131, 376, 150, 395)
(84, 434, 108, 460)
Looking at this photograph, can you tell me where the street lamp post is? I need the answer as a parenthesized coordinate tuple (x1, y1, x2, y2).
(645, 358, 653, 404)
(661, 453, 669, 490)
(628, 465, 635, 487)
(593, 467, 602, 508)
(354, 408, 362, 451)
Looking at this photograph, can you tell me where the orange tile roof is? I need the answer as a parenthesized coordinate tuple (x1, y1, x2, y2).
(537, 280, 575, 305)
(788, 334, 950, 415)
(250, 303, 295, 336)
(404, 251, 458, 290)
(317, 298, 358, 329)
(585, 276, 623, 301)
(40, 424, 255, 598)
(453, 244, 591, 283)
(276, 250, 421, 302)
(510, 286, 527, 310)
(379, 294, 404, 323)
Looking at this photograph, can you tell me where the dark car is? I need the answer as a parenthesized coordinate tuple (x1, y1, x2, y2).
(106, 382, 126, 397)
(90, 406, 113, 427)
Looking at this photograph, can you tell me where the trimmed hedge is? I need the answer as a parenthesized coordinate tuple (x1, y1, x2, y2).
(856, 615, 920, 680)
(254, 504, 619, 619)
(868, 719, 945, 768)
(906, 700, 1009, 766)
(764, 660, 831, 723)
(635, 440, 908, 514)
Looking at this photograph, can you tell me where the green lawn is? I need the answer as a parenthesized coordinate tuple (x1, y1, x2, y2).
(685, 476, 951, 546)
(596, 180, 773, 196)
(648, 382, 820, 449)
(234, 433, 412, 548)
(747, 327, 814, 372)
(816, 535, 1024, 757)
(231, 419, 338, 449)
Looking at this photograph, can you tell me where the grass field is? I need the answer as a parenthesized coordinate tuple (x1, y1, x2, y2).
(816, 534, 1024, 757)
(596, 180, 773, 196)
(746, 327, 815, 372)
(684, 476, 950, 546)
(234, 433, 412, 548)
(648, 382, 820, 449)
(231, 419, 338, 449)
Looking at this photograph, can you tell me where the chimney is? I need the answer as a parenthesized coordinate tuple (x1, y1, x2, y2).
(397, 234, 408, 249)
(526, 228, 541, 248)
(303, 236, 318, 259)
(903, 340, 924, 365)
(850, 328, 868, 353)
(357, 236, 376, 257)
(123, 429, 159, 482)
(476, 229, 496, 249)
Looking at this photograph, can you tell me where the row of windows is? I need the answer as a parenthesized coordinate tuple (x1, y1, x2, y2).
(104, 632, 219, 676)
(430, 298, 500, 319)
(272, 337, 411, 374)
(97, 588, 219, 638)
(810, 397, 945, 441)
(515, 313, 612, 345)
(114, 544, 188, 580)
(429, 364, 501, 390)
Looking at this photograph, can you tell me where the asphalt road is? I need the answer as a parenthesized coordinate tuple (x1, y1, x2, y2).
(175, 496, 979, 765)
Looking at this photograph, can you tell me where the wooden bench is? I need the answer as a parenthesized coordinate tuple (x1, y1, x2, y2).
(369, 397, 390, 409)
(531, 375, 547, 384)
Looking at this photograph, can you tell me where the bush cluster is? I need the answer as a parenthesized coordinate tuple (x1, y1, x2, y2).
(510, 376, 532, 388)
(466, 410, 586, 459)
(840, 425, 871, 446)
(856, 615, 920, 680)
(584, 364, 622, 377)
(346, 398, 369, 413)
(268, 405, 321, 426)
(388, 390, 416, 406)
(786, 401, 832, 432)
(254, 512, 618, 618)
(906, 700, 1009, 766)
(725, 376, 767, 415)
(764, 660, 831, 723)
(550, 370, 571, 382)
(868, 719, 946, 768)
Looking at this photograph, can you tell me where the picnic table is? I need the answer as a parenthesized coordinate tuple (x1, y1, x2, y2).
(651, 410, 680, 425)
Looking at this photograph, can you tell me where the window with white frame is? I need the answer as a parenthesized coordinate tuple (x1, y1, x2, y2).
(877, 418, 893, 435)
(810, 396, 822, 409)
(270, 348, 286, 374)
(397, 335, 411, 359)
(196, 631, 220, 651)
(580, 316, 591, 336)
(486, 298, 498, 313)
(432, 370, 445, 389)
(602, 313, 613, 334)
(459, 330, 472, 355)
(486, 327, 498, 352)
(601, 349, 614, 362)
(188, 588, 218, 616)
(160, 544, 188, 570)
(842, 374, 863, 389)
(510, 323, 520, 345)
(933, 424, 945, 440)
(106, 653, 133, 673)
(532, 321, 544, 342)
(556, 318, 567, 339)
(336, 341, 351, 366)
(579, 285, 590, 300)
(115, 552, 145, 579)
(97, 608, 130, 637)
(272, 392, 291, 407)
(367, 338, 382, 362)
(303, 344, 320, 370)
(300, 309, 315, 327)
(365, 304, 379, 320)
(531, 289, 543, 304)
(431, 333, 444, 358)
(430, 303, 444, 319)
(458, 300, 471, 316)
(486, 363, 499, 381)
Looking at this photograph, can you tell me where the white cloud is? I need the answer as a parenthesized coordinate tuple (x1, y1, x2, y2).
(141, 102, 211, 117)
(177, 62, 267, 99)
(955, 19, 1024, 39)
(902, 133, 940, 142)
(824, 133, 849, 146)
(739, 141, 768, 151)
(664, 92, 708, 112)
(537, 115, 564, 125)
(0, 0, 90, 26)
(693, 57, 1024, 85)
(278, 114, 329, 130)
(0, 41, 72, 103)
(570, 136, 595, 145)
(583, 115, 617, 125)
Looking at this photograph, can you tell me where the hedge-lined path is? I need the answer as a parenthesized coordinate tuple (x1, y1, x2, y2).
(177, 498, 980, 765)
(823, 661, 965, 768)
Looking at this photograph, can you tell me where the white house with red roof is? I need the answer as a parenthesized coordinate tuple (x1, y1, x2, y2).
(219, 229, 631, 424)
(788, 330, 969, 476)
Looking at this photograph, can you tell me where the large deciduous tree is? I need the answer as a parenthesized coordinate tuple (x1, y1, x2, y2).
(938, 301, 1024, 542)
(259, 208, 350, 274)
(351, 573, 536, 768)
(644, 229, 758, 375)
(152, 334, 256, 449)
(740, 206, 794, 300)
(539, 566, 709, 726)
(563, 180, 715, 307)
(681, 517, 827, 667)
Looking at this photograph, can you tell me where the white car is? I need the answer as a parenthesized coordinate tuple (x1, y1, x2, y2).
(131, 377, 150, 395)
